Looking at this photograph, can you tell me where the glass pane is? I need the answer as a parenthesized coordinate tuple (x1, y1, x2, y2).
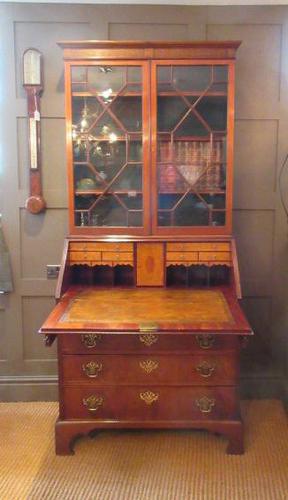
(72, 97, 102, 134)
(212, 211, 226, 226)
(128, 67, 141, 83)
(158, 66, 171, 83)
(75, 194, 96, 211)
(71, 66, 87, 83)
(174, 112, 209, 137)
(195, 96, 227, 131)
(158, 163, 188, 193)
(172, 66, 212, 92)
(89, 112, 125, 139)
(128, 211, 142, 227)
(157, 97, 188, 132)
(71, 67, 87, 92)
(213, 66, 228, 83)
(110, 96, 142, 131)
(112, 164, 142, 191)
(158, 211, 172, 226)
(158, 194, 182, 209)
(73, 141, 88, 162)
(71, 65, 144, 228)
(90, 141, 126, 175)
(174, 194, 209, 226)
(74, 164, 98, 191)
(128, 140, 142, 162)
(156, 64, 228, 228)
(88, 66, 125, 94)
(90, 196, 128, 227)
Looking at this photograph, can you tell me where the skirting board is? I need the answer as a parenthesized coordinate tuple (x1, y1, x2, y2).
(0, 375, 58, 401)
(0, 375, 286, 402)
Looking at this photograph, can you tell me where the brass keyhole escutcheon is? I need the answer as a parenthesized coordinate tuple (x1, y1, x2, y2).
(196, 361, 216, 378)
(81, 334, 103, 349)
(196, 396, 215, 413)
(82, 361, 103, 378)
(196, 334, 215, 350)
(83, 395, 104, 412)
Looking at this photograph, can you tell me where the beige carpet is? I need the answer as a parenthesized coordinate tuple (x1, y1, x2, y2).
(0, 400, 287, 500)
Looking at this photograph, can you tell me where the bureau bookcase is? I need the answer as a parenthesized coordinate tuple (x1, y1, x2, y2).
(40, 41, 252, 455)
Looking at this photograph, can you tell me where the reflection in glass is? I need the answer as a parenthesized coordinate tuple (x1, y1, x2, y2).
(157, 97, 188, 131)
(195, 97, 227, 131)
(71, 65, 144, 227)
(173, 66, 211, 92)
(156, 64, 228, 227)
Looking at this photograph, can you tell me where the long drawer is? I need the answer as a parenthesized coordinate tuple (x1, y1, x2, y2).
(62, 385, 238, 420)
(59, 333, 239, 354)
(62, 353, 238, 386)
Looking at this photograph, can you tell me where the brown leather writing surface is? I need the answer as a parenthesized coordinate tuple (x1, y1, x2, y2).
(62, 288, 232, 324)
(40, 286, 252, 333)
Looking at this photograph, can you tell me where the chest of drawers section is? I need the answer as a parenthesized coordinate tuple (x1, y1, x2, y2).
(57, 333, 241, 439)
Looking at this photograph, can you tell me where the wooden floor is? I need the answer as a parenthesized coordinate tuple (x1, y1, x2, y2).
(0, 400, 287, 499)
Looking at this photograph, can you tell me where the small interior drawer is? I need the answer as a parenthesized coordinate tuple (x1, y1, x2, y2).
(166, 252, 198, 262)
(101, 252, 134, 262)
(70, 242, 133, 252)
(198, 252, 231, 262)
(167, 242, 230, 252)
(69, 251, 101, 262)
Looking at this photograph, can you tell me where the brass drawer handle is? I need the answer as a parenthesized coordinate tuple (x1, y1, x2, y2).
(83, 395, 104, 412)
(196, 335, 215, 349)
(196, 396, 215, 413)
(82, 361, 103, 378)
(139, 360, 159, 373)
(139, 334, 158, 347)
(81, 334, 103, 349)
(140, 391, 159, 405)
(196, 361, 216, 378)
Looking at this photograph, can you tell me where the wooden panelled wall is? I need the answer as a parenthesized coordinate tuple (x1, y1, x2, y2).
(0, 4, 287, 402)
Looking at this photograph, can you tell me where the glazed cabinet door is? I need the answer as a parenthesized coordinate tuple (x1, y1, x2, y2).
(66, 61, 150, 235)
(151, 61, 235, 235)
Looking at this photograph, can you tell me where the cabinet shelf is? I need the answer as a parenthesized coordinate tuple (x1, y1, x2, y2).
(159, 190, 225, 195)
(75, 190, 142, 195)
(157, 135, 226, 141)
(72, 91, 227, 98)
(73, 135, 142, 142)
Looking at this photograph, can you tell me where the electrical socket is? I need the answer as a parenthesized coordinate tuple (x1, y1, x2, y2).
(47, 265, 60, 279)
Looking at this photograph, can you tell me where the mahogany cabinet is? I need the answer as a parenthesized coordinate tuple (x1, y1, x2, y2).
(39, 41, 252, 455)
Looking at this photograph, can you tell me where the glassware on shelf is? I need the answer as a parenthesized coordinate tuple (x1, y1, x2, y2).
(71, 64, 145, 229)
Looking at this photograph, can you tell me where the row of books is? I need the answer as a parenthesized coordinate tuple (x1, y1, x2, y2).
(158, 140, 224, 192)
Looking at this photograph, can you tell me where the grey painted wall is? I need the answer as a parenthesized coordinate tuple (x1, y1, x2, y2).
(0, 3, 287, 401)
